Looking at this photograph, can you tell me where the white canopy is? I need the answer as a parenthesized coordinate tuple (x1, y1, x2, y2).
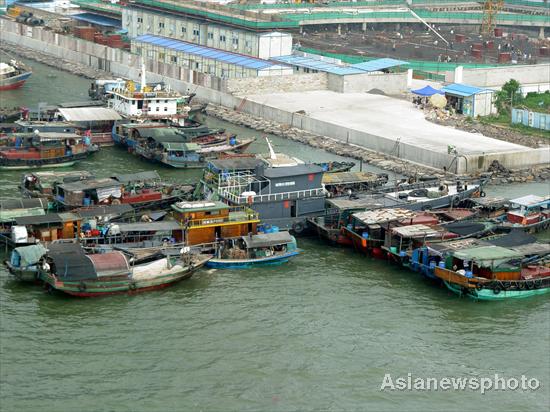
(58, 107, 122, 122)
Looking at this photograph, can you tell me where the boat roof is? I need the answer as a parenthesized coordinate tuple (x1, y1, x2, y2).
(353, 208, 416, 225)
(47, 242, 98, 281)
(327, 196, 402, 211)
(112, 221, 181, 232)
(391, 224, 443, 239)
(470, 196, 508, 207)
(58, 178, 121, 191)
(453, 245, 524, 263)
(0, 207, 46, 223)
(428, 238, 486, 254)
(136, 127, 181, 141)
(172, 201, 229, 213)
(508, 242, 550, 256)
(57, 107, 122, 122)
(260, 153, 304, 168)
(509, 195, 549, 208)
(487, 231, 538, 248)
(31, 132, 81, 140)
(13, 244, 48, 267)
(444, 221, 491, 237)
(111, 171, 160, 183)
(0, 198, 48, 210)
(15, 212, 80, 226)
(322, 171, 380, 185)
(28, 170, 94, 182)
(242, 231, 293, 248)
(208, 157, 262, 172)
(160, 142, 200, 151)
(76, 204, 134, 218)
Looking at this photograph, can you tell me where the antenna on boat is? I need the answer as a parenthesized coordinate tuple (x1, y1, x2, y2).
(140, 62, 147, 91)
(265, 137, 277, 160)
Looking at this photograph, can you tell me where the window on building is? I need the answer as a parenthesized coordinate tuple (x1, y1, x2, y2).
(221, 69, 226, 78)
(232, 38, 238, 46)
(164, 107, 168, 111)
(207, 32, 213, 40)
(147, 50, 154, 59)
(135, 47, 142, 56)
(170, 56, 177, 63)
(156, 107, 160, 112)
(158, 52, 165, 61)
(219, 35, 226, 42)
(181, 27, 187, 33)
(137, 17, 143, 23)
(193, 29, 200, 37)
(195, 62, 200, 69)
(159, 22, 165, 28)
(245, 40, 250, 47)
(165, 100, 168, 103)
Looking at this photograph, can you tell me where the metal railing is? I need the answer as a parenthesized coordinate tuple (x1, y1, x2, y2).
(219, 187, 325, 205)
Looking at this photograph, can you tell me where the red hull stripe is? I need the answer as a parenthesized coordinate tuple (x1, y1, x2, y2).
(0, 80, 27, 91)
(61, 281, 178, 297)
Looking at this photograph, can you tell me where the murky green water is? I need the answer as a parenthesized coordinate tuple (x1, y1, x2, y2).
(0, 60, 549, 412)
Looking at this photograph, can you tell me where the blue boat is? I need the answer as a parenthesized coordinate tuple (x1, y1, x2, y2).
(206, 231, 300, 269)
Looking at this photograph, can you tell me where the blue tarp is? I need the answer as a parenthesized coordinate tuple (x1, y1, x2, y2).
(411, 85, 445, 96)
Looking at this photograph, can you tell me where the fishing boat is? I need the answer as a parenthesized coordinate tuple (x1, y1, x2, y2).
(20, 170, 94, 201)
(496, 195, 550, 233)
(4, 243, 47, 282)
(53, 171, 194, 210)
(205, 231, 300, 269)
(432, 242, 550, 300)
(38, 242, 210, 297)
(316, 161, 355, 173)
(0, 130, 98, 170)
(0, 60, 32, 91)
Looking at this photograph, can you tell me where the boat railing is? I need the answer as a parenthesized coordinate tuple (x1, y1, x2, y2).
(218, 187, 325, 204)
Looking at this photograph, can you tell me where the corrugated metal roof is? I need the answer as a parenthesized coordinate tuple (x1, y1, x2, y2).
(58, 107, 122, 122)
(134, 35, 281, 71)
(271, 55, 364, 75)
(391, 224, 442, 238)
(441, 83, 493, 97)
(72, 12, 122, 28)
(509, 195, 549, 207)
(350, 58, 409, 72)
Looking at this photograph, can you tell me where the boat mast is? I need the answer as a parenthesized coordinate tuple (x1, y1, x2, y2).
(265, 137, 277, 160)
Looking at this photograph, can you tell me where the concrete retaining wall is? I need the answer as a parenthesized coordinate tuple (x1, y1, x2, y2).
(447, 64, 550, 89)
(226, 73, 328, 95)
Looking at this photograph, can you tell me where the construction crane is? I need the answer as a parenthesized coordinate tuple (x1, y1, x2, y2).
(481, 0, 504, 35)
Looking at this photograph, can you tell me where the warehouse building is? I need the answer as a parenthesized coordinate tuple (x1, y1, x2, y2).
(132, 34, 292, 78)
(123, 7, 292, 60)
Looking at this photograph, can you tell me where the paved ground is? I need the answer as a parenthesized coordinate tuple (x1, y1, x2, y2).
(246, 90, 530, 155)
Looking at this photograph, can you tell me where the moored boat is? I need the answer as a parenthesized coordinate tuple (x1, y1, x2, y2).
(4, 244, 47, 282)
(0, 131, 98, 170)
(38, 242, 210, 297)
(0, 60, 32, 91)
(496, 195, 550, 234)
(205, 231, 300, 269)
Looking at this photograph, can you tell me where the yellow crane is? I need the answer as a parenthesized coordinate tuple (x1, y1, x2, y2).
(481, 0, 504, 35)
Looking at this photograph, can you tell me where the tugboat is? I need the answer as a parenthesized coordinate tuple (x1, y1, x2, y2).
(0, 60, 32, 91)
(0, 130, 98, 170)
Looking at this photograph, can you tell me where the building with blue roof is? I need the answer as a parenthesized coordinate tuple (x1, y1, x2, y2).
(132, 34, 292, 78)
(441, 83, 496, 117)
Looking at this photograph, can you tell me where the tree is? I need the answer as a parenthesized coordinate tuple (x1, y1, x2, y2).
(494, 79, 523, 115)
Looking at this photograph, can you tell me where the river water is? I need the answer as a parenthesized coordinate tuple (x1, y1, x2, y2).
(0, 59, 549, 412)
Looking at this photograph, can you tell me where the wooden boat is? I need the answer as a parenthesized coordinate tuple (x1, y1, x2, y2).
(0, 60, 31, 91)
(38, 242, 210, 297)
(0, 131, 98, 170)
(53, 171, 194, 210)
(432, 243, 550, 300)
(4, 244, 47, 282)
(315, 161, 355, 173)
(496, 195, 550, 234)
(20, 170, 95, 201)
(322, 171, 389, 197)
(205, 231, 300, 269)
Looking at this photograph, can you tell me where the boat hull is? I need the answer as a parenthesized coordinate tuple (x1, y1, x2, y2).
(0, 71, 32, 91)
(4, 261, 38, 282)
(0, 150, 96, 170)
(443, 281, 550, 301)
(206, 251, 299, 269)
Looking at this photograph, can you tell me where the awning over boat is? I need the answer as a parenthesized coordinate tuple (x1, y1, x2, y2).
(13, 244, 47, 267)
(57, 107, 122, 122)
(111, 171, 160, 183)
(15, 212, 81, 226)
(509, 243, 550, 257)
(509, 195, 549, 208)
(160, 142, 200, 151)
(137, 127, 182, 142)
(242, 231, 293, 248)
(391, 224, 442, 239)
(322, 171, 380, 185)
(0, 198, 49, 210)
(77, 204, 134, 218)
(487, 231, 538, 248)
(86, 252, 129, 278)
(111, 221, 182, 232)
(172, 201, 229, 213)
(58, 178, 121, 192)
(469, 196, 507, 208)
(453, 246, 524, 266)
(47, 242, 97, 281)
(445, 221, 491, 237)
(427, 238, 485, 255)
(353, 208, 415, 225)
(0, 208, 46, 223)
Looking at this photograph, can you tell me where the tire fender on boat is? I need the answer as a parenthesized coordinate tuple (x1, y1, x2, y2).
(78, 281, 87, 292)
(129, 282, 137, 291)
(492, 285, 502, 295)
(292, 221, 305, 235)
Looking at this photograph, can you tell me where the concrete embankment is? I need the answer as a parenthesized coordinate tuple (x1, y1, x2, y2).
(205, 104, 550, 185)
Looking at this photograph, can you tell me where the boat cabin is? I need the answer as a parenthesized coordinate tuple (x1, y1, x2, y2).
(507, 195, 549, 226)
(13, 212, 82, 244)
(171, 201, 259, 245)
(0, 131, 88, 161)
(21, 170, 95, 200)
(322, 171, 388, 197)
